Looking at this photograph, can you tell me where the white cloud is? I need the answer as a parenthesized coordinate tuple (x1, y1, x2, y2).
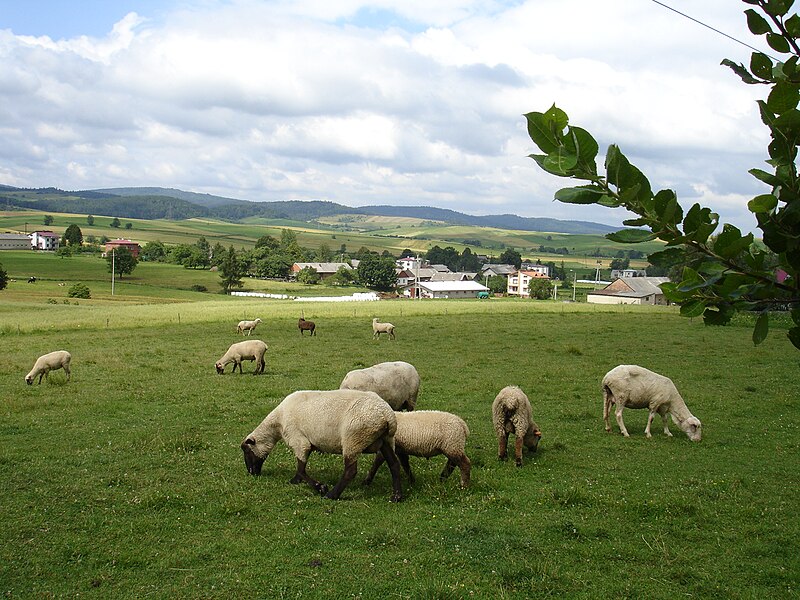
(0, 0, 777, 233)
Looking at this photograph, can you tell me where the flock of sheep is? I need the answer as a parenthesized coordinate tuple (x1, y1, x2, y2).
(24, 315, 703, 503)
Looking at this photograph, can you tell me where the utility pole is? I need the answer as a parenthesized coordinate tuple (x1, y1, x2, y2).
(111, 248, 115, 296)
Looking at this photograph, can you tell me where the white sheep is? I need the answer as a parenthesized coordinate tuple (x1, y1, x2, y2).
(372, 318, 396, 340)
(236, 318, 262, 336)
(241, 389, 403, 501)
(364, 410, 471, 488)
(492, 385, 542, 466)
(215, 340, 267, 375)
(602, 364, 702, 442)
(25, 350, 71, 385)
(339, 361, 419, 411)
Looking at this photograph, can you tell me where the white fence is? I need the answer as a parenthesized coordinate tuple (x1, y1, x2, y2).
(231, 291, 380, 302)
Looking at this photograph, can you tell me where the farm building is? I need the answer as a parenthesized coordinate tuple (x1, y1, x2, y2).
(507, 269, 550, 297)
(291, 262, 353, 280)
(480, 264, 517, 278)
(30, 231, 59, 251)
(586, 277, 670, 305)
(104, 239, 141, 258)
(0, 233, 31, 251)
(401, 280, 490, 299)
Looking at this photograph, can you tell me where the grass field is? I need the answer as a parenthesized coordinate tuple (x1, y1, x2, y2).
(0, 249, 798, 598)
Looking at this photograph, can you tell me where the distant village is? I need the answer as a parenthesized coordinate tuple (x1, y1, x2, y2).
(1, 230, 669, 306)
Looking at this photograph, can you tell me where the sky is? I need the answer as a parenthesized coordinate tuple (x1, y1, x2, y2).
(0, 0, 778, 231)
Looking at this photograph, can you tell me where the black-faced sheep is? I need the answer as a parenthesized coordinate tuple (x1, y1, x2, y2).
(25, 350, 71, 385)
(602, 364, 702, 442)
(236, 318, 262, 336)
(492, 385, 541, 466)
(215, 340, 267, 375)
(372, 318, 395, 340)
(241, 389, 403, 501)
(298, 317, 316, 336)
(364, 410, 471, 488)
(339, 361, 419, 411)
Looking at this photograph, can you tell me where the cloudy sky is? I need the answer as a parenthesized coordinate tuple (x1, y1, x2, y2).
(0, 0, 777, 231)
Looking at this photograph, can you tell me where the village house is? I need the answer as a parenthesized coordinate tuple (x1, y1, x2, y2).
(291, 262, 353, 280)
(103, 239, 141, 258)
(586, 277, 670, 305)
(401, 280, 490, 299)
(480, 264, 517, 279)
(30, 231, 60, 251)
(506, 269, 550, 297)
(0, 233, 32, 251)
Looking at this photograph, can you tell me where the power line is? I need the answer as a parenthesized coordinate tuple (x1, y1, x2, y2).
(649, 0, 778, 60)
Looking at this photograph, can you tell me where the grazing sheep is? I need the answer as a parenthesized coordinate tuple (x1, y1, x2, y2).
(25, 350, 71, 385)
(339, 361, 419, 411)
(602, 365, 702, 442)
(372, 318, 396, 340)
(241, 389, 403, 502)
(236, 318, 262, 336)
(298, 317, 316, 336)
(27, 276, 36, 283)
(215, 340, 267, 375)
(364, 410, 471, 487)
(492, 386, 541, 466)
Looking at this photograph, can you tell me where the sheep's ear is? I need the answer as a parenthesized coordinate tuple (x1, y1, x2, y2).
(245, 438, 256, 446)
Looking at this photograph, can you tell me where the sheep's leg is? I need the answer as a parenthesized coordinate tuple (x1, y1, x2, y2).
(440, 456, 456, 481)
(443, 453, 471, 488)
(615, 405, 630, 437)
(498, 432, 509, 461)
(291, 458, 329, 496)
(379, 441, 403, 502)
(38, 370, 46, 384)
(398, 452, 414, 484)
(660, 410, 673, 437)
(645, 411, 656, 438)
(324, 455, 359, 500)
(514, 437, 524, 467)
(603, 387, 614, 432)
(363, 453, 385, 485)
(64, 364, 70, 382)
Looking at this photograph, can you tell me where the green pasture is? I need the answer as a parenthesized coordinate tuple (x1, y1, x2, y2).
(0, 285, 798, 598)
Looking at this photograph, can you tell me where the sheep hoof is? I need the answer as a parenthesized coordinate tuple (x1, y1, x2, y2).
(289, 475, 302, 484)
(390, 493, 403, 503)
(498, 454, 507, 462)
(515, 460, 522, 467)
(318, 484, 329, 496)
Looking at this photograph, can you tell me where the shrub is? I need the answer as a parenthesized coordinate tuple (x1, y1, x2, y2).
(190, 284, 208, 293)
(67, 283, 91, 299)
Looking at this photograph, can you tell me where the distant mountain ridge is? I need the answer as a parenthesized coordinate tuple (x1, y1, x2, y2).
(0, 184, 617, 234)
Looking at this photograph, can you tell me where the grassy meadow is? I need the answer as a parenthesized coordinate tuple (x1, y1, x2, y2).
(0, 250, 798, 598)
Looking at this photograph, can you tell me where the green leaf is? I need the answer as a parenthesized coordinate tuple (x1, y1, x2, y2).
(748, 169, 782, 187)
(750, 52, 773, 80)
(567, 126, 599, 174)
(763, 0, 792, 17)
(767, 80, 800, 114)
(745, 9, 772, 35)
(786, 14, 800, 37)
(680, 299, 706, 318)
(524, 111, 561, 154)
(647, 247, 685, 267)
(605, 229, 658, 243)
(653, 189, 683, 225)
(703, 306, 734, 326)
(543, 148, 578, 175)
(554, 186, 606, 204)
(714, 224, 754, 259)
(748, 193, 779, 213)
(622, 217, 650, 227)
(752, 311, 770, 345)
(721, 58, 764, 84)
(767, 32, 791, 53)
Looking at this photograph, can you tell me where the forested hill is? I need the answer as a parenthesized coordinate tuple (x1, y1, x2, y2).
(0, 185, 617, 234)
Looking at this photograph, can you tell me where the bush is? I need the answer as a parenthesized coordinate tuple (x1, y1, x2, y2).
(67, 283, 91, 299)
(190, 284, 208, 293)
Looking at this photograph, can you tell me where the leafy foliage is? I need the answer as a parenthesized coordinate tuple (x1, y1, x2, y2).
(219, 245, 245, 293)
(67, 283, 91, 299)
(110, 217, 121, 228)
(61, 223, 83, 247)
(0, 262, 7, 291)
(105, 246, 138, 279)
(296, 266, 320, 284)
(356, 253, 397, 291)
(525, 0, 800, 348)
(528, 278, 554, 300)
(43, 214, 53, 226)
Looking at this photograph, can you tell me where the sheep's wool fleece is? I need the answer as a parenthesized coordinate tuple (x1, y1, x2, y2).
(339, 361, 419, 410)
(602, 365, 681, 410)
(394, 410, 469, 457)
(271, 390, 396, 456)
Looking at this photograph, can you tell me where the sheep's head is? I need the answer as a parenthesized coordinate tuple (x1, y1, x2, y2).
(241, 437, 269, 475)
(215, 362, 225, 374)
(24, 375, 33, 385)
(681, 417, 702, 442)
(524, 426, 542, 452)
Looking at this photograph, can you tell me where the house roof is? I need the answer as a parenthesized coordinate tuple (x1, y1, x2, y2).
(32, 231, 58, 238)
(411, 280, 489, 292)
(430, 272, 476, 281)
(481, 264, 517, 275)
(592, 277, 669, 298)
(0, 233, 30, 240)
(430, 264, 451, 272)
(106, 239, 138, 245)
(293, 262, 352, 273)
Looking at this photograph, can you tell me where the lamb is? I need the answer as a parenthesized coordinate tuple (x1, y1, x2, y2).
(25, 350, 71, 385)
(215, 340, 267, 375)
(241, 389, 403, 501)
(492, 386, 542, 466)
(298, 317, 316, 336)
(364, 410, 471, 488)
(236, 318, 262, 336)
(372, 318, 396, 340)
(339, 361, 419, 411)
(602, 364, 702, 442)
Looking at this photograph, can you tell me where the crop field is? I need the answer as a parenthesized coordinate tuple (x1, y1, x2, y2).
(1, 260, 798, 599)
